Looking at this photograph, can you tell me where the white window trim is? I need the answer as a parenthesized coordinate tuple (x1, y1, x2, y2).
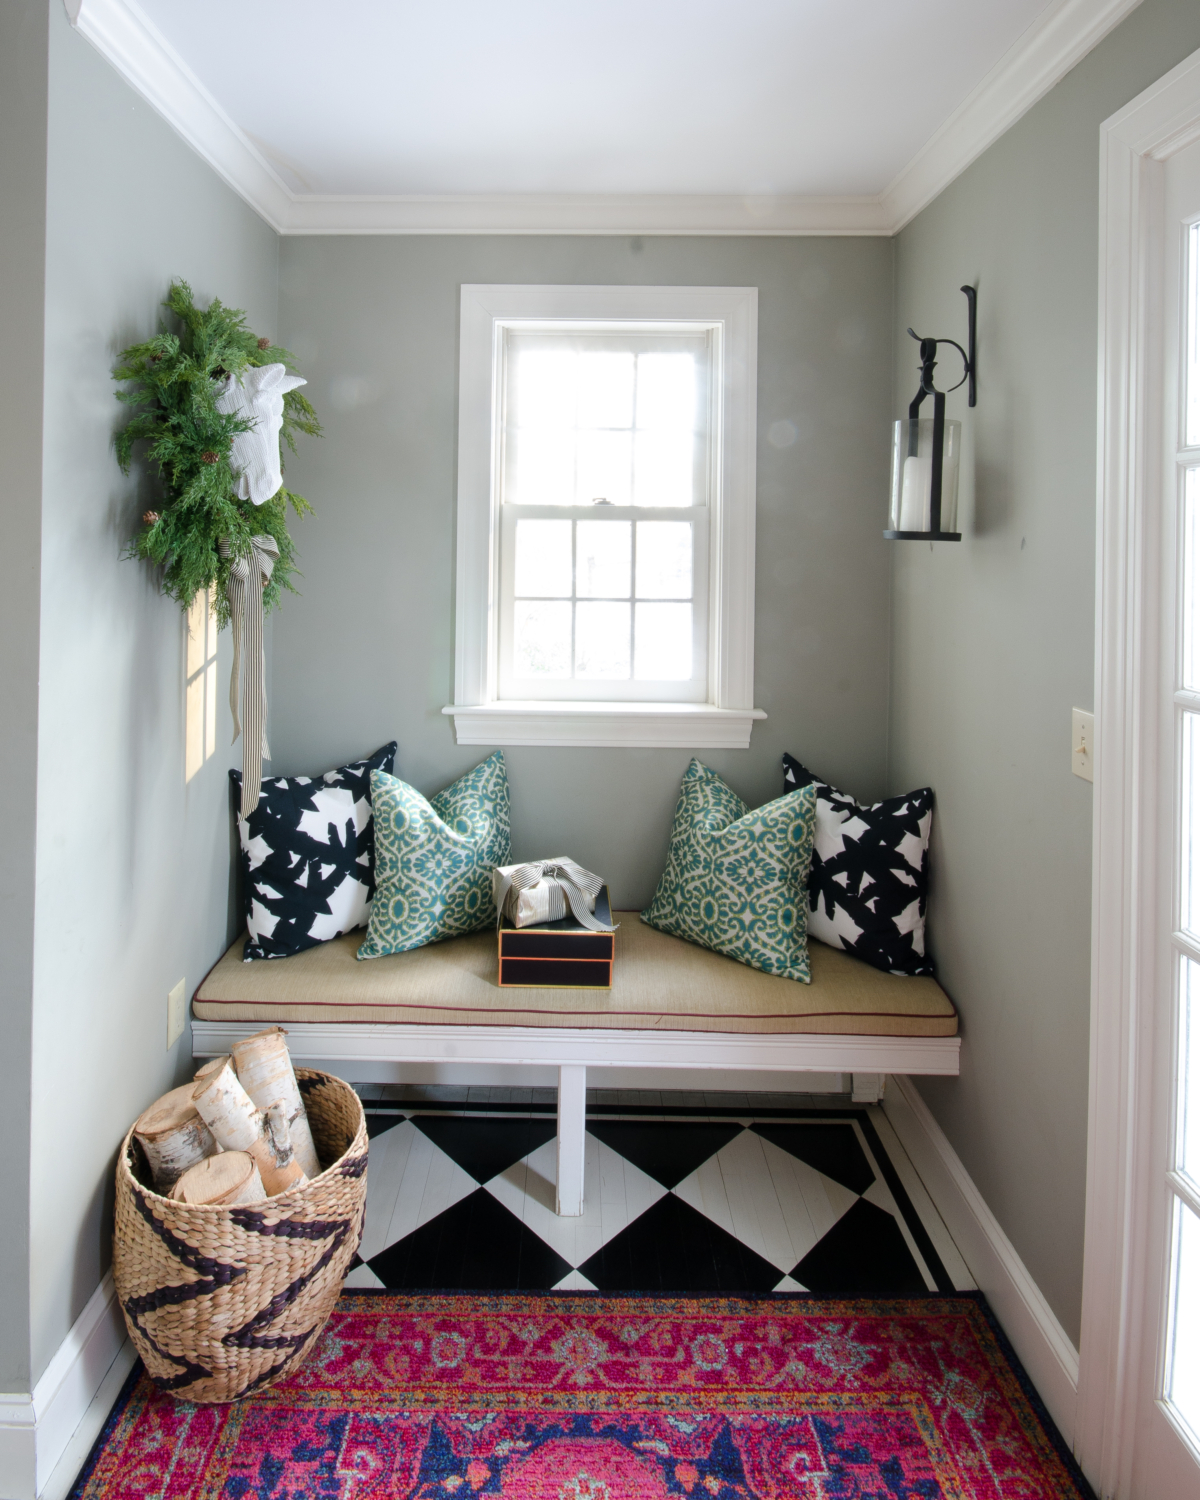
(444, 283, 765, 749)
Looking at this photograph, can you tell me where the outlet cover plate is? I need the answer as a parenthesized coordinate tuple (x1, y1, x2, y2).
(167, 978, 186, 1049)
(1072, 708, 1094, 782)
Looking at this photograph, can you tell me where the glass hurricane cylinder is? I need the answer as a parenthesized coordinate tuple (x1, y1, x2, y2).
(889, 417, 961, 535)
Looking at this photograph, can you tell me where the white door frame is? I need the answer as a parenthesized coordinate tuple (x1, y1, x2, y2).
(1078, 45, 1200, 1497)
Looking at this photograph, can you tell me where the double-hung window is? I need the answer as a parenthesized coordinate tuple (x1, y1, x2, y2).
(500, 329, 709, 701)
(447, 285, 762, 748)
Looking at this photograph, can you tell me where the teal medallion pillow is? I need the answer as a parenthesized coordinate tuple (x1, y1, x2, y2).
(641, 758, 818, 983)
(358, 751, 511, 959)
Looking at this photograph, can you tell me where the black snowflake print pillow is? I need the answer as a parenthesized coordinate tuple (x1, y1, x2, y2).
(231, 742, 397, 961)
(782, 753, 934, 977)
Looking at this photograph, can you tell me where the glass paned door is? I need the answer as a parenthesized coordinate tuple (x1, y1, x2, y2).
(1167, 956, 1200, 1451)
(1152, 140, 1200, 1489)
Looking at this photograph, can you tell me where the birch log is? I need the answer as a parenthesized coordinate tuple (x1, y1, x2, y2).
(229, 1027, 321, 1178)
(169, 1152, 265, 1207)
(192, 1064, 306, 1195)
(263, 1100, 296, 1172)
(193, 1056, 230, 1086)
(134, 1085, 217, 1191)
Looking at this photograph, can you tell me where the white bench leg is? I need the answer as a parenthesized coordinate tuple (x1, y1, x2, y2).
(556, 1063, 586, 1217)
(851, 1073, 885, 1104)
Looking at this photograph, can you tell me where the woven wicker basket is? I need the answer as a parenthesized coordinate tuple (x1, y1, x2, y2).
(113, 1068, 367, 1403)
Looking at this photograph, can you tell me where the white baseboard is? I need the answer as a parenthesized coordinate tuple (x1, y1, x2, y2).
(0, 1272, 126, 1500)
(884, 1076, 1080, 1445)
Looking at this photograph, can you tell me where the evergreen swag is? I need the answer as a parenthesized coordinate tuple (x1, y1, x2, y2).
(114, 281, 321, 624)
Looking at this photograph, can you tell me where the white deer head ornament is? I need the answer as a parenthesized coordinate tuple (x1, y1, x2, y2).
(215, 363, 307, 505)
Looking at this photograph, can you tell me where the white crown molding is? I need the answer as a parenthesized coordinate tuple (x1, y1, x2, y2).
(68, 0, 1144, 237)
(883, 0, 1146, 231)
(66, 0, 292, 232)
(284, 193, 890, 237)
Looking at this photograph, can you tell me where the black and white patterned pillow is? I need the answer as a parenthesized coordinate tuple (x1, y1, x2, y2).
(783, 753, 934, 977)
(231, 742, 397, 961)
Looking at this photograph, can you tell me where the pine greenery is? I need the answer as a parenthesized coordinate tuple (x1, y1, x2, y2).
(114, 280, 321, 624)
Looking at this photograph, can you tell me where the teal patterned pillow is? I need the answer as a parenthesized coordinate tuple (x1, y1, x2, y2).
(641, 759, 818, 982)
(357, 752, 511, 959)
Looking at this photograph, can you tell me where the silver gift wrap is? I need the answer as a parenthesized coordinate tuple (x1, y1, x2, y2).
(492, 857, 617, 932)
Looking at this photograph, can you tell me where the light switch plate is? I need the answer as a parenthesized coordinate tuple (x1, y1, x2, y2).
(1072, 708, 1094, 782)
(167, 978, 186, 1049)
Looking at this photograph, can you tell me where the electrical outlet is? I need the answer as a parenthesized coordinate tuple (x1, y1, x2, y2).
(1072, 708, 1094, 783)
(167, 979, 186, 1049)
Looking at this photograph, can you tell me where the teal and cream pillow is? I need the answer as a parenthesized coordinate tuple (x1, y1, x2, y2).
(358, 751, 511, 959)
(641, 759, 818, 983)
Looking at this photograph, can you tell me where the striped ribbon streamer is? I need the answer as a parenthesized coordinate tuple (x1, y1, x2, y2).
(219, 535, 279, 818)
(492, 857, 617, 932)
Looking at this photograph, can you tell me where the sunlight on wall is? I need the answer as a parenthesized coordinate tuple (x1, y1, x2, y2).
(185, 590, 218, 782)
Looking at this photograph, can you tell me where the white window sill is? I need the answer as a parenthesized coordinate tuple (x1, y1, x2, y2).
(442, 702, 767, 749)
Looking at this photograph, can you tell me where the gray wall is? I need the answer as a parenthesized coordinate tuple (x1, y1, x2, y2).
(0, 0, 50, 1398)
(22, 6, 279, 1384)
(273, 236, 895, 907)
(890, 0, 1200, 1345)
(15, 0, 1198, 1396)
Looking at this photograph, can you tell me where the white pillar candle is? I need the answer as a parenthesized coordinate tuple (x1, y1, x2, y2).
(899, 453, 931, 531)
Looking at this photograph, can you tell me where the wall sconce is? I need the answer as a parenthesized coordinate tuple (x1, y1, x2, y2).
(886, 285, 976, 541)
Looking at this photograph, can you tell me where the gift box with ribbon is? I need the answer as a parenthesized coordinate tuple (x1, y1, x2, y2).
(492, 859, 617, 989)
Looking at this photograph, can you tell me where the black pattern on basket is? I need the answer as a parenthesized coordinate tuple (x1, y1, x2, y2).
(124, 1310, 213, 1395)
(223, 1194, 366, 1350)
(123, 1189, 248, 1310)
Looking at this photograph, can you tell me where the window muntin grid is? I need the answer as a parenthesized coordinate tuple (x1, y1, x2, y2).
(497, 327, 712, 702)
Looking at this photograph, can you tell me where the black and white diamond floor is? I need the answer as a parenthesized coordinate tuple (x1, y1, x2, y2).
(343, 1087, 974, 1297)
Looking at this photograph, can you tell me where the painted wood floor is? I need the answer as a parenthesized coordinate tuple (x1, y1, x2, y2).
(41, 1088, 978, 1500)
(343, 1088, 975, 1296)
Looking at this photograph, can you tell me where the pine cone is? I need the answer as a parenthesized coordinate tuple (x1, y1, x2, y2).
(257, 336, 271, 350)
(200, 451, 218, 465)
(142, 511, 160, 525)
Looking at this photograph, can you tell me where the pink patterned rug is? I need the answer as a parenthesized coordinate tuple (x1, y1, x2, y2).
(72, 1293, 1092, 1498)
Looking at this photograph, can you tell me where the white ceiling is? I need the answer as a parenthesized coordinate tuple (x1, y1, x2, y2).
(135, 0, 1055, 199)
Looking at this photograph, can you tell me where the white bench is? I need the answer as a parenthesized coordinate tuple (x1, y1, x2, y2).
(192, 918, 959, 1217)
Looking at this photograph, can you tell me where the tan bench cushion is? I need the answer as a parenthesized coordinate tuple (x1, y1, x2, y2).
(193, 918, 957, 1037)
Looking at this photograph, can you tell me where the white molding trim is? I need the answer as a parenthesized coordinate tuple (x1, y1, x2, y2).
(883, 1077, 1081, 1444)
(68, 0, 1141, 238)
(449, 284, 762, 749)
(443, 702, 766, 750)
(0, 1272, 125, 1500)
(66, 0, 291, 233)
(192, 1019, 962, 1078)
(1077, 44, 1200, 1499)
(285, 193, 891, 238)
(881, 0, 1144, 230)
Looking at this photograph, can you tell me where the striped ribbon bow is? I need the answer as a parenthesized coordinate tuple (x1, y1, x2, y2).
(492, 857, 617, 932)
(219, 534, 279, 818)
